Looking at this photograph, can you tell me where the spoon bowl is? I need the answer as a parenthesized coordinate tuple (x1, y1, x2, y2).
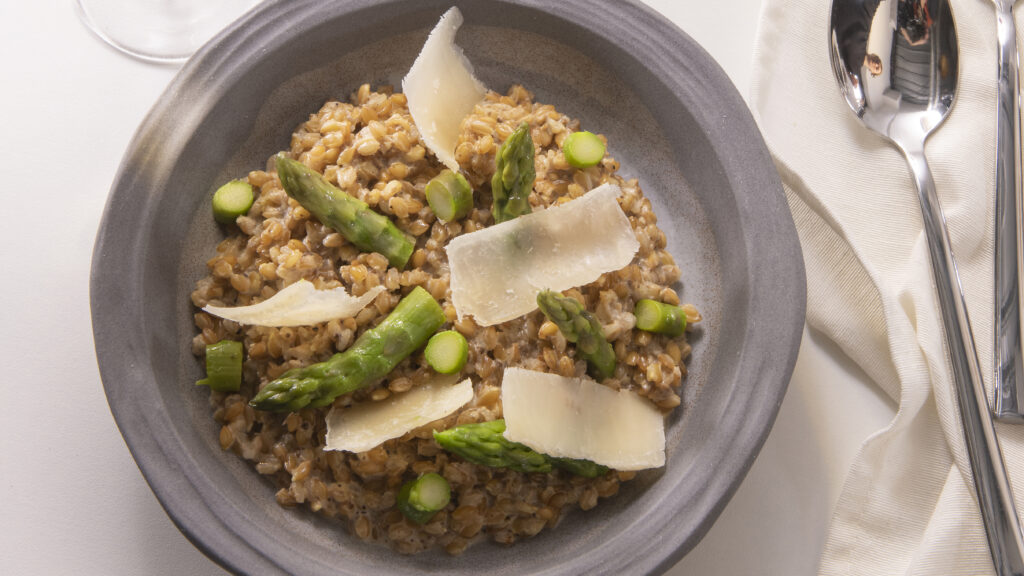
(829, 1, 1024, 573)
(829, 0, 957, 147)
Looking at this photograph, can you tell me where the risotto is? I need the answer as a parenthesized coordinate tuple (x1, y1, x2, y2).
(189, 82, 699, 555)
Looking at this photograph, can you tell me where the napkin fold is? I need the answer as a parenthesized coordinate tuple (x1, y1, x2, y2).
(750, 1, 1024, 574)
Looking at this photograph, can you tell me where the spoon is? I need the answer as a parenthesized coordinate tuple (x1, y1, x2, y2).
(990, 0, 1024, 423)
(829, 0, 1024, 573)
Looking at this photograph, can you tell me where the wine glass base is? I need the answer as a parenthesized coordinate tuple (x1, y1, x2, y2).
(75, 0, 259, 64)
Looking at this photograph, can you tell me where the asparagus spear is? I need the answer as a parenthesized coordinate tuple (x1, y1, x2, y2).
(249, 286, 445, 412)
(536, 290, 616, 380)
(633, 299, 686, 337)
(491, 123, 535, 223)
(434, 419, 551, 473)
(548, 456, 611, 479)
(397, 473, 451, 524)
(275, 154, 414, 269)
(433, 420, 608, 477)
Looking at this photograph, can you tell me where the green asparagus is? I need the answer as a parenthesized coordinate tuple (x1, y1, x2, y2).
(633, 299, 686, 337)
(196, 340, 244, 392)
(249, 286, 445, 412)
(275, 154, 414, 269)
(536, 290, 616, 380)
(549, 456, 610, 479)
(397, 472, 451, 524)
(434, 419, 552, 473)
(424, 330, 469, 374)
(562, 131, 606, 168)
(491, 123, 535, 223)
(433, 420, 608, 477)
(211, 180, 254, 224)
(425, 170, 473, 223)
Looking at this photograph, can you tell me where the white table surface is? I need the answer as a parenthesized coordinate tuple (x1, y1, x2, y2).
(0, 1, 897, 574)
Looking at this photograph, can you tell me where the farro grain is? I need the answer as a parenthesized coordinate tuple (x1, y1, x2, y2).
(191, 85, 698, 556)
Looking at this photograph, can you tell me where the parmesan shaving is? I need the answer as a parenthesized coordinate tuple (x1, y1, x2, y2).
(446, 183, 640, 326)
(402, 7, 487, 172)
(325, 375, 473, 453)
(202, 279, 384, 327)
(501, 367, 665, 470)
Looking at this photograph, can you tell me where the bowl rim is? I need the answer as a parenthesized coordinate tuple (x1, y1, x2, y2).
(90, 0, 806, 574)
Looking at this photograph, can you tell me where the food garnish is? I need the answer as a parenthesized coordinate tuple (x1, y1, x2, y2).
(276, 154, 414, 269)
(425, 169, 473, 223)
(501, 367, 665, 470)
(397, 473, 451, 525)
(196, 340, 243, 392)
(446, 183, 640, 326)
(547, 456, 610, 479)
(634, 299, 687, 337)
(435, 419, 550, 473)
(402, 7, 487, 172)
(424, 330, 469, 375)
(562, 131, 606, 168)
(324, 374, 472, 453)
(491, 122, 536, 223)
(433, 419, 608, 477)
(211, 180, 255, 224)
(202, 279, 384, 327)
(249, 286, 445, 412)
(536, 290, 616, 380)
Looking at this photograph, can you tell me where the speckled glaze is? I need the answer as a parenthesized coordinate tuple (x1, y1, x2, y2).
(90, 1, 805, 574)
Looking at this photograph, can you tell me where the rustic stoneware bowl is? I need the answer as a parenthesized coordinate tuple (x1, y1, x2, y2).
(90, 0, 805, 574)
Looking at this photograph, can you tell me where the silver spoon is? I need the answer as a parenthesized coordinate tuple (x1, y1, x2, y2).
(990, 0, 1024, 423)
(829, 0, 1024, 572)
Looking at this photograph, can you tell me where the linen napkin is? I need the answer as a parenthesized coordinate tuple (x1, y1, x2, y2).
(750, 1, 1024, 574)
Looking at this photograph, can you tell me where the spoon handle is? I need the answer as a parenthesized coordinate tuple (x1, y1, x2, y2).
(993, 0, 1024, 424)
(904, 146, 1024, 575)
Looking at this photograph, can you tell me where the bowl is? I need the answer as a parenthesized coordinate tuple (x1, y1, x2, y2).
(90, 0, 805, 574)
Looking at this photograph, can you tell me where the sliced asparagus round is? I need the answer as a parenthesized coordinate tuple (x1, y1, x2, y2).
(397, 472, 451, 524)
(424, 330, 469, 374)
(425, 170, 473, 223)
(633, 299, 686, 337)
(211, 180, 254, 224)
(197, 340, 243, 392)
(562, 131, 606, 168)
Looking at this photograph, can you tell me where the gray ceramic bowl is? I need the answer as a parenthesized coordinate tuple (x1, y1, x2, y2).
(91, 0, 805, 574)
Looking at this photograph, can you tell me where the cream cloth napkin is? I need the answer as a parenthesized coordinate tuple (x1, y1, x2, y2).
(750, 1, 1024, 574)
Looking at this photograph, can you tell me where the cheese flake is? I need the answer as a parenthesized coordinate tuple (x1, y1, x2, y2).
(325, 375, 473, 453)
(402, 7, 487, 172)
(446, 183, 640, 326)
(501, 367, 665, 470)
(203, 279, 384, 327)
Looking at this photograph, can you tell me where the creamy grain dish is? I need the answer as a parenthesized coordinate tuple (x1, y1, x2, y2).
(189, 8, 699, 556)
